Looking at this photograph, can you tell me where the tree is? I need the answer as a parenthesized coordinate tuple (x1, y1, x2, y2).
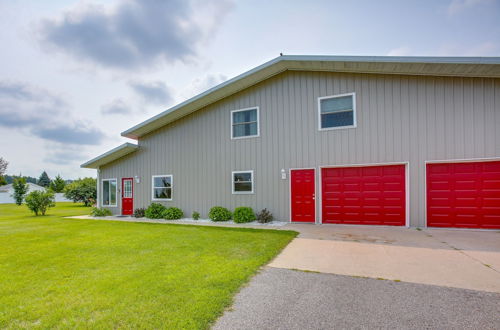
(0, 157, 8, 176)
(0, 157, 8, 185)
(25, 190, 55, 216)
(50, 175, 66, 193)
(12, 177, 29, 205)
(38, 171, 51, 187)
(63, 177, 97, 206)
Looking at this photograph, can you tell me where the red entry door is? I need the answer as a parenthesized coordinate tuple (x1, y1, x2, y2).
(121, 178, 133, 216)
(291, 169, 316, 222)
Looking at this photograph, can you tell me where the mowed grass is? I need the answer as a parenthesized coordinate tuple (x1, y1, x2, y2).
(0, 203, 297, 329)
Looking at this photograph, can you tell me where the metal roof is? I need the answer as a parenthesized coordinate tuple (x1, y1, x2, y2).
(121, 55, 500, 139)
(81, 143, 138, 169)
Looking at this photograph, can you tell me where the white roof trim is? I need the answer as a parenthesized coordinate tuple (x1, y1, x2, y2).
(81, 143, 138, 169)
(121, 55, 500, 139)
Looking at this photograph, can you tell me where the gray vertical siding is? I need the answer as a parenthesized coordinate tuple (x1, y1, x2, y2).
(99, 71, 500, 227)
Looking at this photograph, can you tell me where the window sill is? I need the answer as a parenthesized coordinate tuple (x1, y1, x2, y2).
(318, 124, 357, 132)
(231, 134, 260, 140)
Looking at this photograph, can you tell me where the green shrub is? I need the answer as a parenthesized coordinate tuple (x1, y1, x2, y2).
(63, 177, 96, 206)
(233, 207, 256, 223)
(208, 206, 232, 222)
(91, 207, 112, 217)
(192, 211, 200, 220)
(162, 207, 184, 220)
(134, 208, 146, 218)
(25, 190, 55, 215)
(145, 203, 167, 219)
(256, 208, 273, 223)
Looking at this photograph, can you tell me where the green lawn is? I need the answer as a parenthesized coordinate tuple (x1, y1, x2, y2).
(0, 203, 297, 329)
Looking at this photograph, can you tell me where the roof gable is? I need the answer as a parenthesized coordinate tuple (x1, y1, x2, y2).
(121, 55, 500, 140)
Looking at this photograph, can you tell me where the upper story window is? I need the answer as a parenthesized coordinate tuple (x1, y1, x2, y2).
(152, 175, 173, 201)
(232, 171, 254, 194)
(102, 179, 117, 207)
(231, 107, 259, 139)
(318, 93, 356, 130)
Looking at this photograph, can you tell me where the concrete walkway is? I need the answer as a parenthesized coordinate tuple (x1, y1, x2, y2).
(270, 225, 500, 293)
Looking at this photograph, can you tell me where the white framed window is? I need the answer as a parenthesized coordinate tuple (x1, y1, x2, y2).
(152, 175, 173, 201)
(102, 179, 117, 207)
(231, 107, 259, 139)
(318, 92, 356, 130)
(232, 170, 254, 194)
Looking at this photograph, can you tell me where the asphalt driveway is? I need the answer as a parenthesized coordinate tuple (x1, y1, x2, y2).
(215, 225, 500, 329)
(214, 267, 500, 330)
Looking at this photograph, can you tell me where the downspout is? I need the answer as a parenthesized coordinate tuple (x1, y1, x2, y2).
(96, 167, 100, 208)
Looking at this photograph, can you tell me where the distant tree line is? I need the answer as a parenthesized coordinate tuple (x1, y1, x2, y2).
(3, 174, 38, 185)
(2, 173, 73, 188)
(1, 157, 97, 211)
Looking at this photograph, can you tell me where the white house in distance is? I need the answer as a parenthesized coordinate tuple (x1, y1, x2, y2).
(0, 183, 45, 204)
(82, 55, 500, 230)
(0, 182, 70, 204)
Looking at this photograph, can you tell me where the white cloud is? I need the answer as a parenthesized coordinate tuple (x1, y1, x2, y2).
(180, 73, 227, 100)
(387, 46, 413, 56)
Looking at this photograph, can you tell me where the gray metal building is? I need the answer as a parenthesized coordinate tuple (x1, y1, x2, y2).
(82, 55, 500, 229)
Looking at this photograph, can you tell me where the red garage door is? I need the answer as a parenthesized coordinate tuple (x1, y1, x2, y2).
(427, 161, 500, 229)
(322, 165, 406, 226)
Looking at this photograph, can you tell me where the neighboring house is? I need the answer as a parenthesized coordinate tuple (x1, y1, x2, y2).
(0, 182, 70, 204)
(82, 55, 500, 229)
(0, 183, 45, 204)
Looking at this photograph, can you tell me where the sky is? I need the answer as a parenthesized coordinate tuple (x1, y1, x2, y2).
(0, 0, 499, 180)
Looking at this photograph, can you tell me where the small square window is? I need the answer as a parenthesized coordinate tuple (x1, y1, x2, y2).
(318, 93, 356, 130)
(232, 171, 254, 194)
(231, 107, 259, 139)
(152, 175, 172, 200)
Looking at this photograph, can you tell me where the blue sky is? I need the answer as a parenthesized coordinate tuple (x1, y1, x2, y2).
(0, 0, 499, 179)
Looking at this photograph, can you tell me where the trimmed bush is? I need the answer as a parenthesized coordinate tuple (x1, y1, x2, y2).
(145, 203, 166, 219)
(133, 208, 146, 218)
(233, 207, 256, 223)
(25, 190, 55, 215)
(192, 211, 200, 220)
(162, 207, 184, 220)
(91, 207, 112, 217)
(256, 208, 273, 223)
(208, 206, 232, 222)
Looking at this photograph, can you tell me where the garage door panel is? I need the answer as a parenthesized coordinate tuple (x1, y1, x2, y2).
(322, 165, 406, 226)
(427, 161, 500, 229)
(482, 162, 500, 172)
(483, 178, 500, 189)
